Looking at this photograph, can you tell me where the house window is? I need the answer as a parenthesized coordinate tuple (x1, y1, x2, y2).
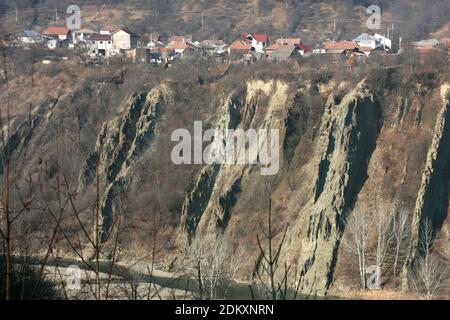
(100, 41, 103, 44)
(108, 41, 111, 44)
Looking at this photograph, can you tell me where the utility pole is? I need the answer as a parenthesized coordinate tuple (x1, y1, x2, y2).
(333, 18, 336, 41)
(201, 12, 204, 32)
(55, 8, 58, 22)
(15, 4, 18, 25)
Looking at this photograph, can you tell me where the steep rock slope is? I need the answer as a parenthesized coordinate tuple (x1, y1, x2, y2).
(2, 64, 450, 296)
(280, 81, 379, 295)
(179, 80, 289, 250)
(402, 84, 450, 286)
(77, 84, 173, 243)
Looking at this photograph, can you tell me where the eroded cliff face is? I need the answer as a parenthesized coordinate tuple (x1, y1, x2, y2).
(178, 80, 289, 250)
(402, 84, 450, 287)
(66, 79, 450, 294)
(175, 79, 381, 294)
(173, 78, 449, 295)
(280, 81, 379, 295)
(3, 68, 450, 296)
(77, 84, 173, 244)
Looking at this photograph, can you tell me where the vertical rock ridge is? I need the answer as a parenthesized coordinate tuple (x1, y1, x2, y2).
(179, 80, 289, 254)
(283, 80, 380, 295)
(402, 84, 450, 288)
(77, 84, 173, 244)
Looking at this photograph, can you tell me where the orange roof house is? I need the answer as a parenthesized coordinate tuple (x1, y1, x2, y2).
(325, 40, 359, 50)
(324, 40, 359, 54)
(251, 34, 269, 43)
(42, 27, 70, 37)
(229, 35, 252, 60)
(168, 39, 188, 51)
(266, 38, 301, 50)
(266, 38, 301, 57)
(42, 27, 71, 46)
(229, 35, 252, 50)
(42, 27, 71, 42)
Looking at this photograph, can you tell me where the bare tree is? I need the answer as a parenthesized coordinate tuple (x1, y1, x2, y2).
(392, 208, 411, 278)
(342, 204, 373, 289)
(374, 207, 394, 285)
(74, 44, 91, 68)
(251, 198, 291, 300)
(191, 236, 243, 300)
(0, 42, 39, 300)
(410, 218, 448, 300)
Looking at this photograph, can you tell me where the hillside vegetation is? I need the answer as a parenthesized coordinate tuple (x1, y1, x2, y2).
(1, 45, 450, 298)
(1, 0, 449, 44)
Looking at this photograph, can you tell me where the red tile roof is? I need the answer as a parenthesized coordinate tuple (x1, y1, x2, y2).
(42, 27, 70, 36)
(266, 38, 301, 51)
(296, 42, 311, 52)
(230, 35, 252, 50)
(252, 34, 269, 42)
(170, 36, 186, 42)
(230, 41, 252, 50)
(324, 40, 359, 50)
(168, 39, 188, 50)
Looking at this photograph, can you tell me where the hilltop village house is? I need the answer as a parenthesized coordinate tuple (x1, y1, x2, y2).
(88, 33, 114, 56)
(229, 34, 252, 60)
(112, 28, 138, 50)
(228, 33, 270, 61)
(246, 33, 270, 53)
(42, 27, 72, 48)
(265, 38, 312, 60)
(16, 30, 47, 45)
(201, 40, 228, 56)
(72, 28, 95, 44)
(11, 22, 448, 66)
(353, 33, 392, 51)
(166, 36, 202, 59)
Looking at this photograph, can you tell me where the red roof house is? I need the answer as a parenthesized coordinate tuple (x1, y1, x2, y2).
(324, 40, 359, 54)
(42, 27, 71, 41)
(229, 35, 252, 59)
(251, 34, 269, 43)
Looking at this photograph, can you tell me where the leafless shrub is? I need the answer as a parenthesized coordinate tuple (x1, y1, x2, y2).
(250, 198, 300, 300)
(190, 237, 244, 300)
(409, 218, 448, 300)
(374, 206, 395, 280)
(342, 204, 373, 289)
(391, 208, 411, 278)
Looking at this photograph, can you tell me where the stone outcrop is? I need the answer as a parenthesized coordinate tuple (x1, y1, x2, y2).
(281, 80, 379, 295)
(402, 84, 450, 287)
(5, 68, 450, 297)
(0, 97, 59, 175)
(78, 84, 173, 243)
(179, 80, 289, 251)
